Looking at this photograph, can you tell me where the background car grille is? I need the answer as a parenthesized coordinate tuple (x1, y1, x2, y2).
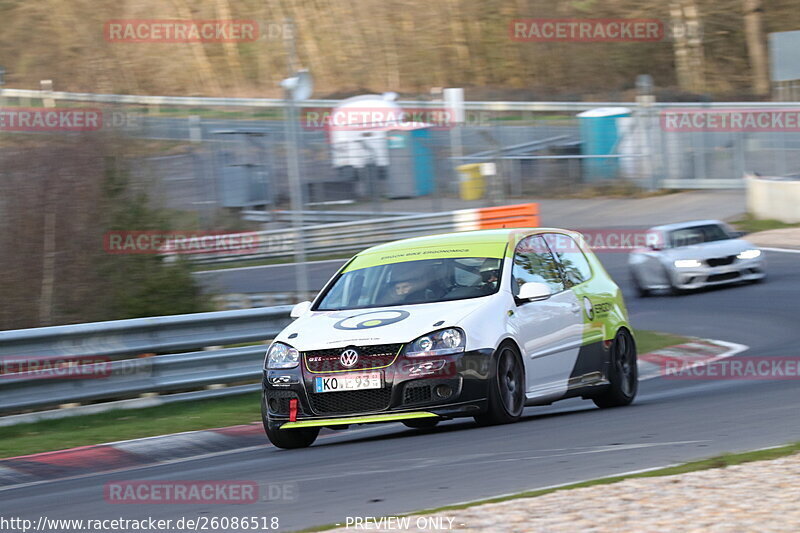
(304, 344, 402, 372)
(308, 388, 392, 414)
(706, 255, 737, 267)
(708, 271, 740, 282)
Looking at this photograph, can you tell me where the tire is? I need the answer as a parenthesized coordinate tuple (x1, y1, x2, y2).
(474, 343, 525, 426)
(402, 419, 440, 429)
(593, 328, 638, 408)
(262, 398, 319, 449)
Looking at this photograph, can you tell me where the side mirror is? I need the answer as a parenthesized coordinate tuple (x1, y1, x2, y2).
(290, 301, 312, 319)
(730, 230, 746, 238)
(517, 282, 551, 301)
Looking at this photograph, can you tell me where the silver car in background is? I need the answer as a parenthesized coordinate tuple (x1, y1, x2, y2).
(628, 220, 765, 296)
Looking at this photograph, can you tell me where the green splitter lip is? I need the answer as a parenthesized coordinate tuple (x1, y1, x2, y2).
(280, 411, 439, 429)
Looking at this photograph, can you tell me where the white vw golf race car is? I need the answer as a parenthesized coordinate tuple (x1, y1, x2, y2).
(262, 229, 637, 448)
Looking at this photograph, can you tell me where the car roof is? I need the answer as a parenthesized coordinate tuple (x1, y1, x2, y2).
(357, 228, 581, 256)
(649, 220, 726, 232)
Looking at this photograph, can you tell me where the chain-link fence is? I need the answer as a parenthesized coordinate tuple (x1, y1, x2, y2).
(3, 89, 800, 224)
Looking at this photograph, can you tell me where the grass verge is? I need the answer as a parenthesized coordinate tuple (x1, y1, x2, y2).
(302, 442, 800, 531)
(0, 393, 262, 459)
(0, 329, 691, 459)
(634, 330, 692, 354)
(730, 214, 800, 234)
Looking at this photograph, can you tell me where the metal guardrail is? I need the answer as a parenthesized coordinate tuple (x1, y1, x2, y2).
(3, 88, 799, 112)
(0, 88, 631, 112)
(0, 307, 294, 415)
(241, 209, 413, 224)
(167, 203, 540, 264)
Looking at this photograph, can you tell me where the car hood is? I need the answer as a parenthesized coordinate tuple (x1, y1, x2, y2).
(275, 298, 491, 351)
(662, 239, 756, 261)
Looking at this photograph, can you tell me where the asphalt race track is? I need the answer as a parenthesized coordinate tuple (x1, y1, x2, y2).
(2, 251, 799, 531)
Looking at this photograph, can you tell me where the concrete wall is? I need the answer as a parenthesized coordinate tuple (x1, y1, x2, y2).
(746, 174, 800, 223)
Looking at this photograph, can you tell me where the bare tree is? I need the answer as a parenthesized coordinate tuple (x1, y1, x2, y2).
(743, 0, 770, 96)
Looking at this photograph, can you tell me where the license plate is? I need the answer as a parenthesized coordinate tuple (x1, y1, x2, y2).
(314, 373, 382, 393)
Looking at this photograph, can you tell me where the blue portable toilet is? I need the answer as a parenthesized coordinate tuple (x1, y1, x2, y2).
(577, 107, 631, 181)
(386, 126, 435, 197)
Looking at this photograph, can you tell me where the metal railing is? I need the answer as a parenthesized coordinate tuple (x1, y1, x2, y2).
(241, 209, 413, 224)
(0, 307, 294, 415)
(0, 87, 630, 112)
(167, 203, 539, 264)
(5, 87, 800, 194)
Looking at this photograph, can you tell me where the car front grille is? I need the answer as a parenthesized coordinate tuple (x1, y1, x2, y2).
(706, 255, 737, 267)
(304, 344, 403, 372)
(308, 388, 392, 415)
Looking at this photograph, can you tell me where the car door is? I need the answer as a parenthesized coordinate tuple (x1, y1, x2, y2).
(507, 234, 584, 402)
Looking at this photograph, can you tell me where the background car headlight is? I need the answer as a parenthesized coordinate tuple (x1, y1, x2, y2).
(265, 342, 300, 369)
(737, 249, 761, 260)
(674, 259, 701, 268)
(406, 328, 465, 357)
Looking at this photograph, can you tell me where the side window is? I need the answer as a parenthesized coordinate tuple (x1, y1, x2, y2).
(543, 233, 593, 287)
(512, 235, 565, 296)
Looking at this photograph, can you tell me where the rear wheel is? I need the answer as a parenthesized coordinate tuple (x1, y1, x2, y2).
(593, 329, 638, 408)
(475, 343, 525, 426)
(262, 397, 319, 449)
(402, 419, 440, 429)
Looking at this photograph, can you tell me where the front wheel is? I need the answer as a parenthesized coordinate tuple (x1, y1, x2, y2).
(474, 344, 525, 426)
(593, 329, 638, 408)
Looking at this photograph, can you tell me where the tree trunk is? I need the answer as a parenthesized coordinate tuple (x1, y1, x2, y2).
(670, 0, 705, 93)
(743, 0, 770, 96)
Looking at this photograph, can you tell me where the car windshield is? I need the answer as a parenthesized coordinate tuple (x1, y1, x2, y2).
(315, 257, 503, 310)
(668, 224, 731, 248)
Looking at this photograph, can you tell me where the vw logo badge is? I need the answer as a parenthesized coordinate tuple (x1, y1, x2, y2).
(339, 349, 359, 368)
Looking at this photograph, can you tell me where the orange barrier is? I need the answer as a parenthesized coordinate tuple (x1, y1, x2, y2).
(476, 203, 539, 229)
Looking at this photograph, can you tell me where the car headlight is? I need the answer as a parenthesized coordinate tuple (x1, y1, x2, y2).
(265, 342, 300, 369)
(406, 328, 466, 357)
(737, 249, 761, 260)
(674, 259, 701, 268)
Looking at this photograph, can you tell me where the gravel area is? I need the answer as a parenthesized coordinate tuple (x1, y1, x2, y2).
(330, 453, 800, 532)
